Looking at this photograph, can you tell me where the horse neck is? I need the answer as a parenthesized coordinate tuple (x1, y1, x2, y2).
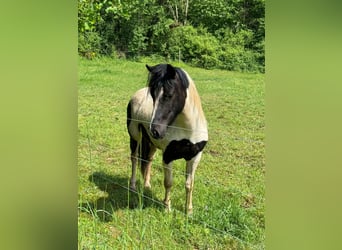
(175, 78, 207, 134)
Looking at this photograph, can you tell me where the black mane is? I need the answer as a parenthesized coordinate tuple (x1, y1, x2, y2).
(146, 64, 189, 98)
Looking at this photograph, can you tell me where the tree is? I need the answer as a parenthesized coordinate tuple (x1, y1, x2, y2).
(78, 0, 265, 72)
(166, 0, 189, 26)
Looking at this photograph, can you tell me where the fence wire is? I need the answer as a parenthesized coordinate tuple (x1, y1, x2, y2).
(127, 117, 264, 145)
(79, 116, 264, 195)
(87, 172, 257, 248)
(78, 117, 265, 249)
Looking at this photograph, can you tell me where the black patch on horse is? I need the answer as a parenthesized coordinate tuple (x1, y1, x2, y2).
(163, 139, 207, 164)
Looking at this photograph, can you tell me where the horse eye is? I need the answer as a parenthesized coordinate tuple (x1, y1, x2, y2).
(163, 93, 172, 99)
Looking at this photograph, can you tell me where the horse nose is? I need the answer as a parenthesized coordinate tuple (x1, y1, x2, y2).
(150, 127, 160, 139)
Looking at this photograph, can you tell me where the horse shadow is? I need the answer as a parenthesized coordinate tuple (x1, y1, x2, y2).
(79, 171, 164, 222)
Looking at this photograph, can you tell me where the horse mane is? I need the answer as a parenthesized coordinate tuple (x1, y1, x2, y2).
(147, 64, 189, 91)
(187, 74, 207, 124)
(174, 67, 190, 89)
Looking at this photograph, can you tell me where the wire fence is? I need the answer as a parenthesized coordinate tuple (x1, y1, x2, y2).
(78, 115, 265, 249)
(127, 118, 208, 134)
(79, 115, 265, 194)
(78, 141, 264, 202)
(127, 117, 265, 146)
(86, 172, 254, 248)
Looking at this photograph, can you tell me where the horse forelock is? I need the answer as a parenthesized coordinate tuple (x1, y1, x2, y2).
(147, 64, 189, 100)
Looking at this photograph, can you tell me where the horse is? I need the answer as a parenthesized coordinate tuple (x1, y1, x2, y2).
(126, 63, 208, 214)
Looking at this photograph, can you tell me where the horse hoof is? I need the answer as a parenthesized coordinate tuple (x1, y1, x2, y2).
(144, 182, 151, 189)
(129, 184, 136, 191)
(163, 200, 171, 212)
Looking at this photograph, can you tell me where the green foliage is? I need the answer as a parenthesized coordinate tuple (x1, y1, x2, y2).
(167, 26, 262, 71)
(78, 0, 265, 72)
(168, 26, 220, 69)
(78, 31, 102, 59)
(189, 0, 234, 33)
(78, 0, 103, 33)
(216, 28, 263, 72)
(219, 45, 260, 72)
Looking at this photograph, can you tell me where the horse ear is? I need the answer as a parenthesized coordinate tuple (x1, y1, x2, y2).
(146, 64, 152, 72)
(166, 64, 176, 79)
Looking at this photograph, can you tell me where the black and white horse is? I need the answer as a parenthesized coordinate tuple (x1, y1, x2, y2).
(126, 63, 208, 214)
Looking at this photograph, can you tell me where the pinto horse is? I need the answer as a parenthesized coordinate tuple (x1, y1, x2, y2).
(126, 63, 208, 214)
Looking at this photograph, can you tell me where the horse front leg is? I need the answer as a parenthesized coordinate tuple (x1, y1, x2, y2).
(163, 161, 173, 212)
(185, 152, 203, 215)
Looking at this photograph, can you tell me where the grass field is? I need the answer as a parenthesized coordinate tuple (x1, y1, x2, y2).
(78, 57, 265, 249)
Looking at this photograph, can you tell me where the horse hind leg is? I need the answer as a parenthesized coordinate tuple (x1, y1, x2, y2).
(142, 147, 157, 189)
(129, 137, 139, 191)
(127, 101, 139, 191)
(140, 130, 156, 189)
(163, 161, 173, 212)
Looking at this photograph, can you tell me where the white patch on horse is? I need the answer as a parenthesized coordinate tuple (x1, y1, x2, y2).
(149, 88, 163, 131)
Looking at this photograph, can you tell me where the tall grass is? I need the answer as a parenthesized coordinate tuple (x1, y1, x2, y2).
(78, 57, 265, 249)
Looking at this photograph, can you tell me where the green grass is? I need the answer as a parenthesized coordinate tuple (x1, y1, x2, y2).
(78, 57, 265, 249)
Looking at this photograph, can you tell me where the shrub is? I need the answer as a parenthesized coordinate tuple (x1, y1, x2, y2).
(216, 28, 262, 72)
(78, 31, 102, 59)
(167, 25, 262, 72)
(168, 26, 221, 69)
(218, 47, 260, 72)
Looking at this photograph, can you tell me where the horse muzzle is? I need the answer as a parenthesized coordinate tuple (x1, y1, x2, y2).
(150, 123, 167, 139)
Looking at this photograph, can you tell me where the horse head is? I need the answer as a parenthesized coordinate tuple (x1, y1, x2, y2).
(146, 64, 189, 139)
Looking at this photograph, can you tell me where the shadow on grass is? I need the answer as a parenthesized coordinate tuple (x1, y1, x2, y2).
(79, 171, 164, 222)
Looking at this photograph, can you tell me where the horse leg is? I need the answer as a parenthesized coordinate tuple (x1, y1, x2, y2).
(129, 137, 139, 190)
(185, 152, 203, 215)
(163, 161, 173, 212)
(142, 145, 156, 189)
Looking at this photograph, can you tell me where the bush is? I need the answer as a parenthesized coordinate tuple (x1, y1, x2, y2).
(77, 0, 264, 72)
(216, 28, 262, 72)
(78, 32, 102, 59)
(167, 25, 262, 72)
(168, 26, 221, 69)
(219, 48, 259, 72)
